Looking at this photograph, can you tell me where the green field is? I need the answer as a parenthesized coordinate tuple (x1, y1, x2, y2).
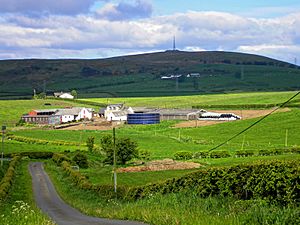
(83, 91, 300, 108)
(11, 108, 300, 158)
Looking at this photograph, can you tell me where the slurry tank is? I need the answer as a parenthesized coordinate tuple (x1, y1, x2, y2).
(127, 113, 160, 124)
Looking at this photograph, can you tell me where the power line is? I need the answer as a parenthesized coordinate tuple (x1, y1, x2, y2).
(209, 91, 300, 151)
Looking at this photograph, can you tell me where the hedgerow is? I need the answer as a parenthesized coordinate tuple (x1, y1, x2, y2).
(0, 156, 21, 200)
(125, 160, 300, 205)
(54, 153, 300, 206)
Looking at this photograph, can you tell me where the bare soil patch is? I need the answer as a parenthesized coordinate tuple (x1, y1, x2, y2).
(118, 159, 201, 173)
(174, 108, 290, 128)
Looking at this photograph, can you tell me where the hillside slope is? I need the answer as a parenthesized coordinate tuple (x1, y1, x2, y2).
(0, 51, 299, 99)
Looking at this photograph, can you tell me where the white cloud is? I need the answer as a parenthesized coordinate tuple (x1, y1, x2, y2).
(0, 10, 300, 63)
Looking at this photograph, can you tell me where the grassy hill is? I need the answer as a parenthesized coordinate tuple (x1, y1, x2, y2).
(0, 51, 300, 99)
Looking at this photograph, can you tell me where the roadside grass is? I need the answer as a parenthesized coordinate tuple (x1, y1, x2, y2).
(0, 160, 55, 225)
(0, 161, 9, 179)
(81, 91, 300, 108)
(46, 161, 300, 225)
(12, 109, 300, 158)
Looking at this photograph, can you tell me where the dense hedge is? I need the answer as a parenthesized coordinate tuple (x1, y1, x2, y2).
(55, 154, 300, 206)
(0, 156, 21, 200)
(52, 153, 72, 165)
(126, 160, 300, 205)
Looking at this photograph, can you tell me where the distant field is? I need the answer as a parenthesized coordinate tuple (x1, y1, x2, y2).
(82, 91, 300, 108)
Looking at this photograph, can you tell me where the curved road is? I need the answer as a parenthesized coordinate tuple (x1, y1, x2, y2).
(29, 162, 147, 225)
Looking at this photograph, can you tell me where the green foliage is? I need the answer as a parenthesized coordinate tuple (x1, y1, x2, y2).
(139, 150, 151, 161)
(71, 90, 78, 99)
(210, 150, 231, 158)
(235, 150, 255, 157)
(52, 153, 72, 166)
(0, 156, 21, 200)
(173, 151, 193, 160)
(15, 119, 26, 126)
(126, 160, 300, 206)
(193, 151, 209, 159)
(86, 136, 95, 152)
(100, 135, 138, 165)
(73, 152, 88, 169)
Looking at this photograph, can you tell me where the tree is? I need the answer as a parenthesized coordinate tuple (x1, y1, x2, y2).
(71, 90, 78, 99)
(86, 136, 95, 152)
(100, 135, 138, 165)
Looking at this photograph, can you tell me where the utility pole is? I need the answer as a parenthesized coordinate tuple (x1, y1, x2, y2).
(285, 129, 288, 147)
(1, 126, 6, 167)
(113, 128, 117, 193)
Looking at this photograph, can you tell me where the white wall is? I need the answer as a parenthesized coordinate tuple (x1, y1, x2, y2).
(76, 108, 93, 120)
(61, 115, 75, 123)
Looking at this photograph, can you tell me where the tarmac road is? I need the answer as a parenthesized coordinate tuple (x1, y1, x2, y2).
(29, 162, 147, 225)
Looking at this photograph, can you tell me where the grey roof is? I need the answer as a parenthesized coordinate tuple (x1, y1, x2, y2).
(132, 107, 158, 113)
(99, 108, 106, 114)
(55, 107, 93, 116)
(108, 103, 123, 107)
(34, 109, 58, 113)
(159, 109, 201, 116)
(112, 110, 131, 117)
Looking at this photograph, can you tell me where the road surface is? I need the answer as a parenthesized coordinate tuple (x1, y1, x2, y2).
(29, 162, 147, 225)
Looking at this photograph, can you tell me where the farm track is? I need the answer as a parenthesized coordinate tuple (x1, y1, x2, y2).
(29, 162, 147, 225)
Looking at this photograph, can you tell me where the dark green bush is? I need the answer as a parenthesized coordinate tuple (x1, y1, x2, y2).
(125, 160, 300, 205)
(0, 156, 21, 200)
(210, 150, 231, 158)
(73, 152, 88, 169)
(235, 150, 255, 157)
(193, 151, 209, 159)
(174, 151, 193, 160)
(52, 153, 72, 165)
(258, 149, 272, 156)
(139, 150, 151, 161)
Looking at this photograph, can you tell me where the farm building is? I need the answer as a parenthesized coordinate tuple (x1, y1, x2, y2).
(104, 104, 133, 121)
(21, 107, 94, 125)
(127, 113, 160, 124)
(199, 112, 241, 121)
(159, 109, 204, 120)
(54, 92, 74, 99)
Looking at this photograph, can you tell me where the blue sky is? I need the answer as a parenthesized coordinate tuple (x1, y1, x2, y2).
(0, 0, 300, 63)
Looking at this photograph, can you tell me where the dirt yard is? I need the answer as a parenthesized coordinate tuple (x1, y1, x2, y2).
(117, 159, 201, 173)
(174, 108, 290, 128)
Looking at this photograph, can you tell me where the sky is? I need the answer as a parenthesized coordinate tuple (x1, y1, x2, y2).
(0, 0, 300, 64)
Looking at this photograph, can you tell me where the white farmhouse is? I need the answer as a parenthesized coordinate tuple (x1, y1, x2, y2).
(55, 107, 93, 123)
(104, 104, 133, 121)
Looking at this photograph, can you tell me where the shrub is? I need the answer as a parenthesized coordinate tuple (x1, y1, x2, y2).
(258, 149, 272, 156)
(73, 152, 88, 169)
(235, 150, 255, 157)
(86, 136, 95, 152)
(174, 151, 193, 160)
(0, 156, 21, 200)
(139, 150, 151, 161)
(52, 153, 72, 166)
(193, 151, 209, 159)
(210, 150, 231, 158)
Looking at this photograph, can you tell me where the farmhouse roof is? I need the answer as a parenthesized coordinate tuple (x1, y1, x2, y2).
(34, 109, 58, 113)
(55, 107, 93, 116)
(54, 92, 72, 97)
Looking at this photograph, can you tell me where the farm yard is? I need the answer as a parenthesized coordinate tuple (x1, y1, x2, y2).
(1, 91, 300, 225)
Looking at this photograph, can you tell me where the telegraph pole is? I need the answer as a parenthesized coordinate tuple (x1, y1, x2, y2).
(113, 128, 117, 193)
(1, 126, 6, 167)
